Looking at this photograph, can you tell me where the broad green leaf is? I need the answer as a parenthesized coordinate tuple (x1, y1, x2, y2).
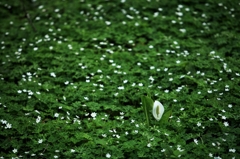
(141, 96, 153, 127)
(159, 109, 172, 125)
(144, 96, 153, 111)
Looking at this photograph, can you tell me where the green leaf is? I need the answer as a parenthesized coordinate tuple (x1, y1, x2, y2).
(141, 96, 153, 127)
(145, 95, 154, 110)
(159, 109, 172, 125)
(83, 133, 93, 141)
(95, 139, 107, 146)
(22, 105, 34, 111)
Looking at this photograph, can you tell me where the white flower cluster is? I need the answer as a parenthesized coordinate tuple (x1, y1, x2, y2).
(1, 119, 12, 129)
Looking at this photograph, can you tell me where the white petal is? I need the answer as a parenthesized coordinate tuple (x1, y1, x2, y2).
(152, 101, 164, 121)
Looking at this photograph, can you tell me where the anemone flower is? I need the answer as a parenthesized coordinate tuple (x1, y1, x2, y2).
(152, 101, 164, 121)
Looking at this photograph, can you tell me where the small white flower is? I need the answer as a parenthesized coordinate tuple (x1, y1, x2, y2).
(150, 66, 155, 70)
(54, 113, 59, 117)
(149, 76, 154, 82)
(70, 149, 75, 153)
(164, 89, 169, 93)
(106, 153, 111, 158)
(138, 83, 143, 86)
(223, 121, 229, 127)
(91, 112, 97, 118)
(180, 108, 184, 111)
(197, 122, 201, 127)
(50, 72, 56, 77)
(229, 149, 236, 153)
(5, 123, 12, 129)
(147, 143, 151, 147)
(13, 148, 18, 153)
(179, 28, 186, 33)
(1, 120, 7, 124)
(177, 145, 184, 152)
(118, 86, 124, 90)
(105, 21, 111, 25)
(152, 101, 164, 121)
(36, 116, 41, 123)
(38, 139, 43, 143)
(194, 139, 198, 145)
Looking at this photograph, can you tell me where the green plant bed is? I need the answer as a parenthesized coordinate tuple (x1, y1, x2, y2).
(0, 0, 240, 158)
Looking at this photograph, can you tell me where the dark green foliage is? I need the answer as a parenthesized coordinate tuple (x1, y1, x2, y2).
(1, 0, 240, 158)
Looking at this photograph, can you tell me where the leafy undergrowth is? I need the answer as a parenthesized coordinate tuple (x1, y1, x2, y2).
(0, 0, 240, 158)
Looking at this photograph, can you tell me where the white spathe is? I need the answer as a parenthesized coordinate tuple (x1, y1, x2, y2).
(152, 101, 164, 121)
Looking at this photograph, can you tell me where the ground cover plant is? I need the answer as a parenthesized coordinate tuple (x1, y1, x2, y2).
(1, 0, 240, 158)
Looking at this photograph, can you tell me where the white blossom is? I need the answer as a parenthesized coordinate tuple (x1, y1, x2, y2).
(152, 101, 164, 121)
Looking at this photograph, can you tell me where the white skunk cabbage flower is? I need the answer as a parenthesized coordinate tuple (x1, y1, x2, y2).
(152, 101, 164, 121)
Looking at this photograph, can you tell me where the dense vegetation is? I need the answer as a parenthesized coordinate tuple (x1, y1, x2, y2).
(1, 0, 240, 158)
